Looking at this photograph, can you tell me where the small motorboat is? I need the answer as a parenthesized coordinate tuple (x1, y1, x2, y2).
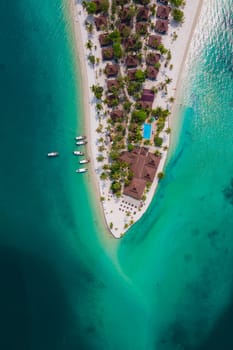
(76, 140, 87, 146)
(76, 168, 88, 173)
(75, 135, 86, 140)
(73, 151, 84, 156)
(47, 152, 59, 157)
(79, 159, 90, 164)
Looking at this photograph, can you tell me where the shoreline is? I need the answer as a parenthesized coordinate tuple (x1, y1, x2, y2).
(68, 0, 110, 235)
(70, 0, 203, 238)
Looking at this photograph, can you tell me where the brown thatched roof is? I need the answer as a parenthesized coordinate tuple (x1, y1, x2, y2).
(147, 35, 162, 48)
(127, 69, 137, 81)
(135, 22, 148, 35)
(123, 178, 146, 200)
(110, 109, 124, 121)
(120, 147, 161, 199)
(94, 16, 108, 31)
(146, 66, 159, 80)
(155, 19, 169, 34)
(156, 5, 171, 19)
(119, 7, 133, 23)
(99, 33, 112, 47)
(125, 55, 139, 68)
(136, 6, 149, 22)
(107, 79, 120, 91)
(123, 37, 137, 50)
(104, 63, 119, 77)
(146, 52, 161, 65)
(141, 89, 155, 102)
(102, 47, 114, 60)
(118, 23, 131, 36)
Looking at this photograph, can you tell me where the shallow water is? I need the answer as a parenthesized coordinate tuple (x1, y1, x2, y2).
(0, 0, 233, 349)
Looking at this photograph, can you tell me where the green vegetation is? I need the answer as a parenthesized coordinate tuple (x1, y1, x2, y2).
(113, 42, 123, 59)
(88, 55, 95, 65)
(86, 1, 97, 14)
(158, 172, 165, 180)
(132, 110, 147, 124)
(172, 8, 184, 22)
(91, 85, 103, 99)
(135, 69, 146, 83)
(154, 135, 163, 147)
(127, 144, 134, 152)
(100, 0, 109, 14)
(157, 44, 168, 55)
(170, 0, 185, 7)
(97, 155, 105, 162)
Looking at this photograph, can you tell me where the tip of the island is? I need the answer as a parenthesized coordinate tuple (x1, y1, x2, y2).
(72, 0, 203, 238)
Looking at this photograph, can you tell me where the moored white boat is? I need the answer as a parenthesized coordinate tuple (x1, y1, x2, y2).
(79, 159, 90, 164)
(47, 152, 59, 157)
(76, 140, 87, 146)
(73, 151, 84, 156)
(76, 168, 88, 173)
(75, 135, 86, 140)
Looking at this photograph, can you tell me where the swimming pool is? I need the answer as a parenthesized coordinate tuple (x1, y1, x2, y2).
(143, 123, 152, 139)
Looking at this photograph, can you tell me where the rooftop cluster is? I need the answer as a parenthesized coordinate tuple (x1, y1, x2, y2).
(83, 0, 184, 200)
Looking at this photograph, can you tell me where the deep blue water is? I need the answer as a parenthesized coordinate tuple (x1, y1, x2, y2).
(1, 0, 233, 349)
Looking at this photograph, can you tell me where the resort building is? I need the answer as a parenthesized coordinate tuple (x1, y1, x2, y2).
(104, 64, 119, 77)
(94, 16, 108, 31)
(156, 5, 171, 20)
(99, 33, 112, 47)
(120, 147, 161, 200)
(155, 19, 169, 34)
(147, 35, 162, 49)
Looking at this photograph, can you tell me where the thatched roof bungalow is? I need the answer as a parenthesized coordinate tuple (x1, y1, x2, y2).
(110, 109, 124, 121)
(155, 19, 169, 34)
(104, 63, 119, 77)
(107, 79, 120, 91)
(102, 47, 114, 60)
(147, 35, 162, 49)
(99, 33, 112, 47)
(146, 52, 161, 65)
(125, 55, 139, 68)
(146, 66, 159, 80)
(94, 16, 108, 31)
(127, 69, 137, 81)
(156, 5, 171, 20)
(136, 7, 149, 22)
(120, 147, 161, 199)
(135, 22, 148, 35)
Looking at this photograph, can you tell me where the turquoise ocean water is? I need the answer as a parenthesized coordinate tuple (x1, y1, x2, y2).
(0, 0, 233, 349)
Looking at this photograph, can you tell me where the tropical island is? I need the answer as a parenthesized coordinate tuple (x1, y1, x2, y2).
(72, 0, 203, 237)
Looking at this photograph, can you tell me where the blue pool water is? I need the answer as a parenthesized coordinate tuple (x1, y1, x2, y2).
(143, 123, 152, 139)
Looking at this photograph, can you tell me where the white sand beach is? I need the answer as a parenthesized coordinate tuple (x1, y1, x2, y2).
(70, 0, 203, 238)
